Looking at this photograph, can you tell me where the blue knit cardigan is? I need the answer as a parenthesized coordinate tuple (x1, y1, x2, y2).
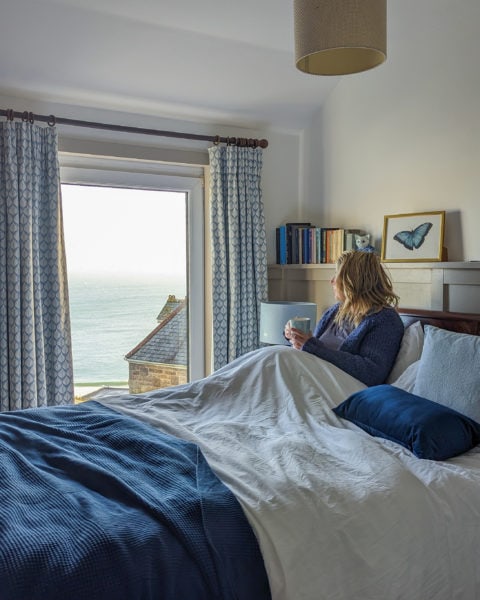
(301, 303, 404, 387)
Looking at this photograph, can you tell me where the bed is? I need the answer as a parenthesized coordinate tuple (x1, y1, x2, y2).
(1, 308, 480, 600)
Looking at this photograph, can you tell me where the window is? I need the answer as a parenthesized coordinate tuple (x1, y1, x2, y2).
(60, 156, 205, 397)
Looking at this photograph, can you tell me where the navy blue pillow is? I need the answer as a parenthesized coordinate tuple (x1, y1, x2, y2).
(333, 384, 480, 461)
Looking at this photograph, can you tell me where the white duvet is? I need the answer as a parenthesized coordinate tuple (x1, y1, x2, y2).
(100, 346, 480, 600)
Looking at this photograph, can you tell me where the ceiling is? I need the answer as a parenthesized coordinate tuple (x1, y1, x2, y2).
(0, 0, 408, 131)
(0, 0, 458, 131)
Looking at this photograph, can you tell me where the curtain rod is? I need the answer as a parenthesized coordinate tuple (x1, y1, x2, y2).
(0, 108, 268, 148)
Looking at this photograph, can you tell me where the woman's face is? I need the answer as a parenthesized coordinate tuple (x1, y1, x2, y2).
(331, 273, 345, 302)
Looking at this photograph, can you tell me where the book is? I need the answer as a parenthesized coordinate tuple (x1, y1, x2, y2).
(324, 228, 339, 263)
(320, 228, 329, 263)
(302, 228, 310, 264)
(310, 228, 317, 264)
(276, 225, 287, 264)
(331, 228, 345, 263)
(315, 228, 322, 263)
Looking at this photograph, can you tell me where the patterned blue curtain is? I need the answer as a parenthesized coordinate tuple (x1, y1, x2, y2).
(0, 121, 74, 411)
(209, 145, 268, 370)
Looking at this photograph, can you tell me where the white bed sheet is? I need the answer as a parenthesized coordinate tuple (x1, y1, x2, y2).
(100, 345, 480, 600)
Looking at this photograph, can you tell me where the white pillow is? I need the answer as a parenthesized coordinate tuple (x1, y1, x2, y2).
(386, 321, 424, 383)
(390, 360, 420, 392)
(413, 325, 480, 423)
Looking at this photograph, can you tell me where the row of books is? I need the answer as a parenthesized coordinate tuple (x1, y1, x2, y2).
(275, 222, 363, 265)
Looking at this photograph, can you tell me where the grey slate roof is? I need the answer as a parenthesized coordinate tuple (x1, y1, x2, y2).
(156, 295, 185, 323)
(125, 297, 187, 366)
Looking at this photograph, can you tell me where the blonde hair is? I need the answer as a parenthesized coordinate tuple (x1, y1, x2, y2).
(334, 250, 399, 327)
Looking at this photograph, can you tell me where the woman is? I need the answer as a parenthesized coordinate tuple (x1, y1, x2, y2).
(285, 250, 404, 386)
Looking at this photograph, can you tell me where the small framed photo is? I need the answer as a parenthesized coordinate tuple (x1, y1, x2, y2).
(381, 211, 445, 262)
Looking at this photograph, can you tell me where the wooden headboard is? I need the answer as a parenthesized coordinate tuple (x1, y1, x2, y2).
(399, 308, 480, 335)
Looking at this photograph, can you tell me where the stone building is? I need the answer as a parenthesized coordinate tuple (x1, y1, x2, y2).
(125, 295, 187, 394)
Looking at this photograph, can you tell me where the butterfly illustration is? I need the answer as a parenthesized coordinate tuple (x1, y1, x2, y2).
(393, 222, 433, 251)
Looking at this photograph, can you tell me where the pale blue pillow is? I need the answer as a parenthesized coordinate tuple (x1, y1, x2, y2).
(413, 325, 480, 423)
(386, 321, 424, 383)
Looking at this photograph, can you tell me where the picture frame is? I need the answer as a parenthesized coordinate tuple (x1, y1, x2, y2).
(381, 211, 445, 263)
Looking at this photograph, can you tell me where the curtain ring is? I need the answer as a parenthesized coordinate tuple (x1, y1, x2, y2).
(48, 115, 56, 127)
(6, 109, 14, 121)
(28, 112, 34, 124)
(213, 135, 220, 145)
(22, 111, 29, 122)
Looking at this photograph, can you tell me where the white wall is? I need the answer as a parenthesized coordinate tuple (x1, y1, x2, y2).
(302, 0, 480, 262)
(261, 130, 302, 261)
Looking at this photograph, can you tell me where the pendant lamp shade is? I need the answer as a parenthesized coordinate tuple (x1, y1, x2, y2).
(294, 0, 386, 76)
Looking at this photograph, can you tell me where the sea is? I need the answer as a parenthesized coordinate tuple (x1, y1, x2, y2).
(68, 275, 187, 386)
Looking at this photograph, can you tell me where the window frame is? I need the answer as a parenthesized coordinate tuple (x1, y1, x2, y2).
(60, 157, 205, 383)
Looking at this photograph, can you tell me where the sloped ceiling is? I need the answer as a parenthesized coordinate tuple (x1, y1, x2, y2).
(0, 0, 342, 130)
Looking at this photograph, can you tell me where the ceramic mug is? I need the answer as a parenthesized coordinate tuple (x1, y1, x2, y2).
(288, 317, 311, 333)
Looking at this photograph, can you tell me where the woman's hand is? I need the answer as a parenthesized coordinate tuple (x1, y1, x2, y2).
(289, 327, 312, 350)
(284, 321, 293, 341)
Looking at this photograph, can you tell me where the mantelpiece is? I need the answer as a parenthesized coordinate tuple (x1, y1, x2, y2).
(267, 262, 480, 319)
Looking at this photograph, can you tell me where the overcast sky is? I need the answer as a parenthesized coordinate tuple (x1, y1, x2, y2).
(61, 184, 187, 279)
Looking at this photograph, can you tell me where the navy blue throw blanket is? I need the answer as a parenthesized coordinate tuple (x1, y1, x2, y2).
(0, 401, 271, 600)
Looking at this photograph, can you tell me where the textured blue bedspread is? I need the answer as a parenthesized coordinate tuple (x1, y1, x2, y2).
(0, 401, 271, 600)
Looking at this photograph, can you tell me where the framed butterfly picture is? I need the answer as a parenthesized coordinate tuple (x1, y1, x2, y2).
(381, 211, 445, 262)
